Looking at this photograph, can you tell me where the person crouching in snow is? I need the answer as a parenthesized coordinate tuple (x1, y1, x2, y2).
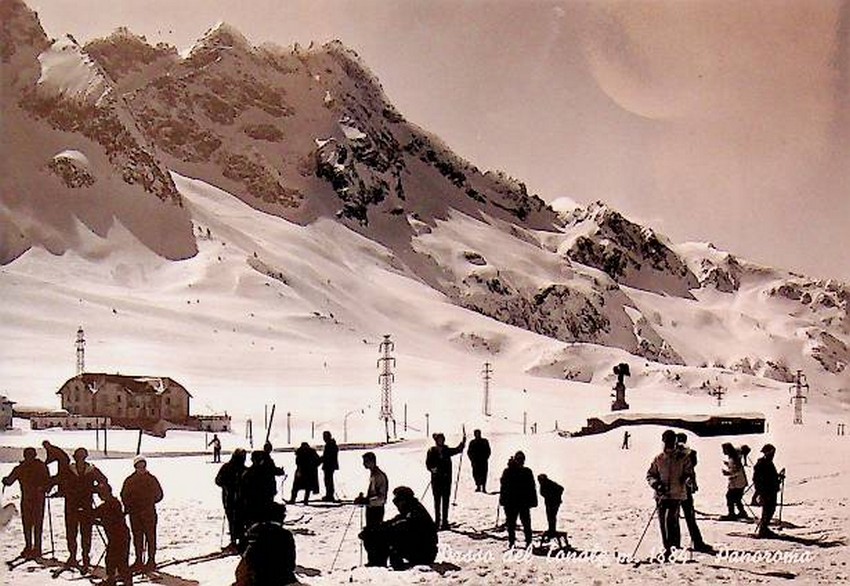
(537, 474, 563, 541)
(93, 483, 132, 585)
(235, 502, 296, 586)
(646, 429, 693, 560)
(359, 486, 438, 570)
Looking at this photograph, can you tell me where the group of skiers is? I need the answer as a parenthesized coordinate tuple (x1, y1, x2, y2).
(647, 429, 784, 560)
(2, 442, 163, 585)
(3, 426, 789, 584)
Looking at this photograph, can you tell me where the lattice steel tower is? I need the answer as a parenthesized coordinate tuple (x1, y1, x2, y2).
(482, 362, 493, 416)
(789, 370, 809, 424)
(75, 326, 86, 375)
(377, 334, 396, 442)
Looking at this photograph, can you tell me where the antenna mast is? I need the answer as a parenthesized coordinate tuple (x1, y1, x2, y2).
(76, 326, 86, 375)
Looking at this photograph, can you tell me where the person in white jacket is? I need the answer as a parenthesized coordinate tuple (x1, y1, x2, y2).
(646, 429, 693, 559)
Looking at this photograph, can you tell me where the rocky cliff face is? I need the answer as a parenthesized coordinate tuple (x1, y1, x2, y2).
(0, 0, 196, 263)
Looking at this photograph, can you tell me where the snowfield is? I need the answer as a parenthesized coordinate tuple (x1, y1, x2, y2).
(1, 172, 849, 585)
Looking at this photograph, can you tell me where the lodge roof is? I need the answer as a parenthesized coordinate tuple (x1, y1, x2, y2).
(57, 373, 193, 398)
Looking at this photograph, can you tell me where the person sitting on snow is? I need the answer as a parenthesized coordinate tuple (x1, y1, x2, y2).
(235, 502, 296, 586)
(359, 486, 438, 570)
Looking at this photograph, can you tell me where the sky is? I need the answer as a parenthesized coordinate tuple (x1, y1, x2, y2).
(27, 0, 850, 282)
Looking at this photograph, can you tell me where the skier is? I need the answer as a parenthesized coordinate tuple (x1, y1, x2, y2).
(289, 442, 320, 505)
(241, 451, 278, 533)
(646, 429, 693, 560)
(320, 431, 339, 502)
(208, 434, 222, 464)
(720, 442, 749, 520)
(42, 440, 71, 467)
(57, 447, 108, 571)
(537, 473, 563, 541)
(753, 444, 784, 538)
(92, 483, 132, 585)
(621, 430, 631, 450)
(260, 441, 286, 495)
(359, 486, 438, 570)
(2, 447, 50, 559)
(740, 444, 752, 467)
(425, 431, 465, 529)
(499, 451, 537, 549)
(215, 448, 247, 551)
(234, 502, 296, 585)
(353, 452, 388, 527)
(676, 433, 714, 553)
(120, 456, 163, 571)
(466, 429, 491, 492)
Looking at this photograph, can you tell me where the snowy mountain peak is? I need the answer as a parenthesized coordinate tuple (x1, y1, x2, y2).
(188, 21, 252, 61)
(37, 35, 112, 105)
(560, 201, 699, 297)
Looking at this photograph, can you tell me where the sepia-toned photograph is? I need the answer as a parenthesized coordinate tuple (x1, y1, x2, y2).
(1, 1, 848, 584)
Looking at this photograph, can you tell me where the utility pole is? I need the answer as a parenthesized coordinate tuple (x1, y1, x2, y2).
(482, 362, 493, 416)
(76, 326, 86, 375)
(377, 335, 396, 443)
(710, 385, 726, 407)
(789, 370, 809, 425)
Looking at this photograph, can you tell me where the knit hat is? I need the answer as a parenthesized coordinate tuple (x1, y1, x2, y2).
(133, 455, 147, 466)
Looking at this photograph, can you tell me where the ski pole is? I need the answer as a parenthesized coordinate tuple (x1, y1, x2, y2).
(419, 478, 432, 501)
(47, 495, 56, 558)
(359, 506, 364, 567)
(220, 511, 226, 548)
(330, 505, 359, 573)
(778, 468, 786, 527)
(631, 501, 659, 560)
(452, 424, 466, 506)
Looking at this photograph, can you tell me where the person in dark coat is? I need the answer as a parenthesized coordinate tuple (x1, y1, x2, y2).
(289, 443, 320, 505)
(2, 447, 50, 559)
(320, 431, 339, 502)
(120, 456, 163, 570)
(208, 435, 222, 464)
(753, 444, 783, 538)
(235, 502, 296, 586)
(499, 451, 537, 549)
(359, 486, 438, 570)
(42, 440, 71, 495)
(425, 432, 465, 529)
(466, 429, 491, 492)
(57, 447, 108, 570)
(537, 474, 563, 540)
(215, 448, 247, 551)
(676, 433, 713, 553)
(92, 483, 132, 585)
(241, 451, 278, 533)
(647, 430, 693, 560)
